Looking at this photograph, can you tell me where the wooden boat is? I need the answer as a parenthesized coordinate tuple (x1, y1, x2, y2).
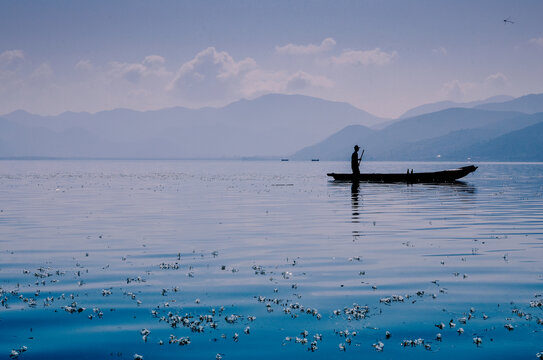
(327, 165, 477, 183)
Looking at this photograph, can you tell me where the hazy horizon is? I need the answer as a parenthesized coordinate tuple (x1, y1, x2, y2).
(0, 92, 525, 119)
(2, 0, 543, 118)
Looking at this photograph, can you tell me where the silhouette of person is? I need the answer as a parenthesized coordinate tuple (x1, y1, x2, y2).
(351, 145, 361, 175)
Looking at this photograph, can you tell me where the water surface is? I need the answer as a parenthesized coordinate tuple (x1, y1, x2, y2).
(1, 160, 542, 359)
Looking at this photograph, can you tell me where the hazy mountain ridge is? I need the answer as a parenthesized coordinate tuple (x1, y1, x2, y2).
(0, 94, 388, 159)
(399, 95, 514, 119)
(2, 93, 542, 161)
(456, 120, 543, 161)
(292, 109, 543, 161)
(474, 93, 543, 114)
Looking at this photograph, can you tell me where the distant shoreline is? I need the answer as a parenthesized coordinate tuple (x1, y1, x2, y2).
(1, 157, 543, 165)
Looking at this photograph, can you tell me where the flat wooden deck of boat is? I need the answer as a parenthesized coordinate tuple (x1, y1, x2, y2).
(327, 165, 477, 183)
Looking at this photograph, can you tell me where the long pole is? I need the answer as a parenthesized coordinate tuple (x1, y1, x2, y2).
(358, 149, 364, 165)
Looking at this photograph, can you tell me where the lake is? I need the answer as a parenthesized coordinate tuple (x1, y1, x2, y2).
(1, 160, 542, 359)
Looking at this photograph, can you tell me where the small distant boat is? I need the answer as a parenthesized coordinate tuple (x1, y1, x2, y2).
(281, 158, 289, 161)
(311, 159, 320, 162)
(327, 165, 477, 183)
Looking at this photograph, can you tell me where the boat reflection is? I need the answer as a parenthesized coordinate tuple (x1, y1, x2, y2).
(329, 179, 476, 194)
(351, 181, 361, 223)
(329, 180, 477, 231)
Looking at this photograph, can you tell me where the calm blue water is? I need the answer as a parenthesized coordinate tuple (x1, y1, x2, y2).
(1, 160, 542, 359)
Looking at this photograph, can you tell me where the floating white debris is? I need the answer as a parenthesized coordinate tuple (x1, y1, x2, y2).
(372, 341, 384, 352)
(402, 338, 425, 347)
(225, 314, 239, 324)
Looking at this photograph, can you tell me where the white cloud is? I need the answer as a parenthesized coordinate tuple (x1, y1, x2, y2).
(31, 63, 53, 79)
(439, 73, 509, 102)
(75, 59, 93, 71)
(329, 48, 397, 66)
(275, 37, 336, 55)
(439, 79, 472, 101)
(109, 56, 172, 83)
(432, 47, 448, 56)
(241, 69, 286, 96)
(285, 71, 334, 91)
(240, 69, 333, 98)
(110, 62, 147, 83)
(143, 55, 166, 66)
(173, 47, 256, 82)
(1, 46, 336, 115)
(485, 72, 508, 88)
(0, 49, 24, 66)
(529, 37, 543, 47)
(168, 47, 256, 102)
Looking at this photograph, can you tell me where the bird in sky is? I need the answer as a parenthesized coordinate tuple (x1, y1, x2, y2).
(503, 17, 515, 24)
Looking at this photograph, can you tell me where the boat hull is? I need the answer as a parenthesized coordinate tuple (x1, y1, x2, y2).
(327, 165, 477, 183)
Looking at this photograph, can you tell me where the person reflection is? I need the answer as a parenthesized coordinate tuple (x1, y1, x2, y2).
(351, 180, 360, 223)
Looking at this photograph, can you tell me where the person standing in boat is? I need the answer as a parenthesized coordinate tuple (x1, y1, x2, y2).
(351, 145, 361, 175)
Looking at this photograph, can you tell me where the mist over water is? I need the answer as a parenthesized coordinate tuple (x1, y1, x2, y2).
(1, 160, 542, 359)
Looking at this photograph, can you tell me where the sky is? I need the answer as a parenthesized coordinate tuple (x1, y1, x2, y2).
(1, 0, 542, 118)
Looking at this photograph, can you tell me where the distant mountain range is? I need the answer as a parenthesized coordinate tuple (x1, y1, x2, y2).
(0, 94, 388, 159)
(474, 93, 543, 114)
(293, 94, 543, 161)
(398, 95, 514, 119)
(1, 92, 542, 161)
